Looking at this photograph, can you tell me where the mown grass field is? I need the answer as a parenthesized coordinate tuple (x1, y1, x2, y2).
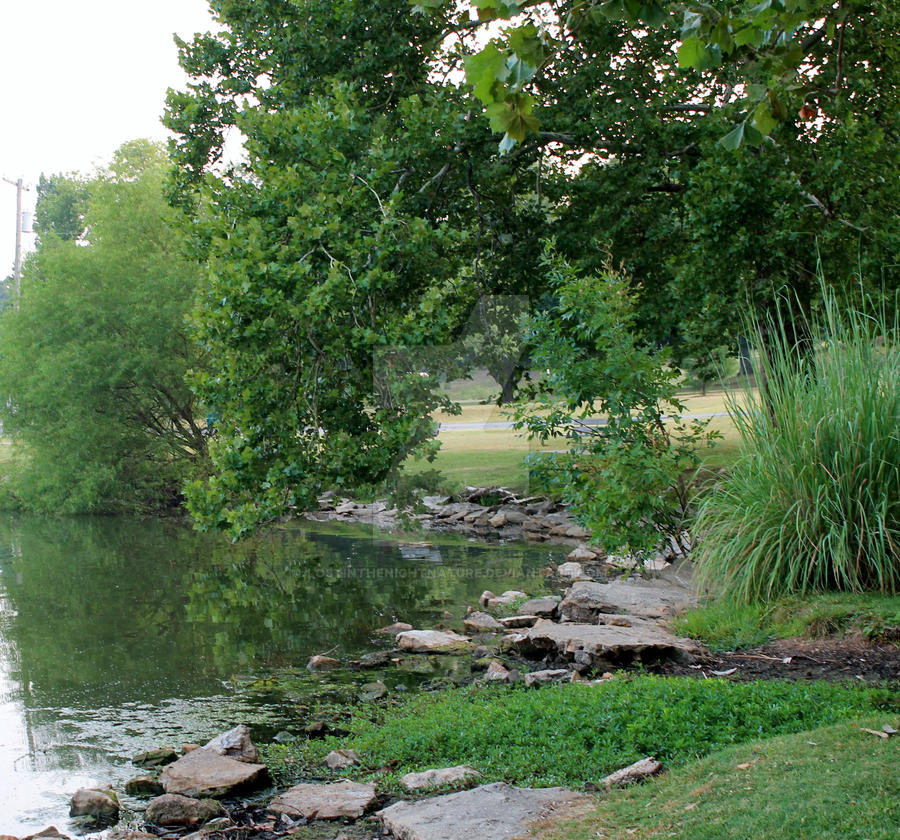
(411, 385, 745, 493)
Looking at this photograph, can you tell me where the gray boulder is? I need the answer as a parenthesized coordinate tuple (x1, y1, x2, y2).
(484, 590, 528, 608)
(555, 561, 585, 580)
(400, 765, 482, 791)
(204, 724, 259, 763)
(377, 781, 594, 840)
(396, 630, 473, 654)
(517, 596, 560, 618)
(463, 611, 503, 633)
(144, 794, 226, 827)
(268, 781, 378, 820)
(160, 747, 269, 798)
(523, 668, 572, 688)
(498, 615, 538, 629)
(516, 618, 702, 669)
(560, 580, 697, 621)
(323, 749, 360, 770)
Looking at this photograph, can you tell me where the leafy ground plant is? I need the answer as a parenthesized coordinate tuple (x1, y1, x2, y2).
(694, 287, 900, 602)
(260, 676, 891, 791)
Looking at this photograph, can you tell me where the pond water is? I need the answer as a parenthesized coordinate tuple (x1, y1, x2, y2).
(0, 514, 562, 835)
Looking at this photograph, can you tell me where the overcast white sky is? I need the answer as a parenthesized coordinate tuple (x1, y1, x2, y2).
(0, 0, 216, 275)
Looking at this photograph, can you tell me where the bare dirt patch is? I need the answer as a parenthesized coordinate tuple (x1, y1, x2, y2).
(654, 634, 899, 683)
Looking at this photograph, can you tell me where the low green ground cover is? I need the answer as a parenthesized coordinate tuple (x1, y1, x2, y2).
(261, 676, 892, 792)
(546, 716, 900, 840)
(676, 593, 900, 651)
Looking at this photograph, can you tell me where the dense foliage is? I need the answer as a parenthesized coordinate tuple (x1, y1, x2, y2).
(162, 0, 900, 553)
(513, 249, 717, 554)
(0, 141, 206, 514)
(694, 289, 900, 602)
(166, 0, 555, 536)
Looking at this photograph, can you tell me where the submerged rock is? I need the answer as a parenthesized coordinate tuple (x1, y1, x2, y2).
(360, 679, 388, 701)
(133, 747, 179, 768)
(160, 748, 268, 798)
(69, 788, 119, 822)
(268, 781, 378, 820)
(144, 794, 226, 827)
(307, 654, 342, 670)
(375, 622, 414, 635)
(377, 781, 594, 840)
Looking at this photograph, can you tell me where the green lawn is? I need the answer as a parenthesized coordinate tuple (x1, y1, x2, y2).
(547, 716, 900, 840)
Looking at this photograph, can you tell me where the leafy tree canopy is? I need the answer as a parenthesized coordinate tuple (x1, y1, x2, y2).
(34, 173, 90, 243)
(166, 0, 559, 536)
(167, 0, 900, 540)
(0, 140, 208, 514)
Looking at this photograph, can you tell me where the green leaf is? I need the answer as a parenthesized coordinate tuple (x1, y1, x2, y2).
(506, 55, 537, 88)
(752, 102, 778, 136)
(718, 122, 746, 150)
(677, 37, 707, 68)
(734, 25, 765, 47)
(598, 0, 627, 21)
(464, 43, 511, 103)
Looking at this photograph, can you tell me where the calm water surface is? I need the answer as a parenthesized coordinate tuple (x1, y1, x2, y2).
(0, 514, 560, 835)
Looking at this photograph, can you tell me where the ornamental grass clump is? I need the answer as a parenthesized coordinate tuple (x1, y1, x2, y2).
(695, 288, 900, 603)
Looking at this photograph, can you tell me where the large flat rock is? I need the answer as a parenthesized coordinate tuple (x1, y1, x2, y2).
(560, 580, 696, 622)
(159, 748, 268, 798)
(377, 782, 593, 840)
(516, 618, 702, 668)
(268, 781, 378, 820)
(396, 630, 474, 654)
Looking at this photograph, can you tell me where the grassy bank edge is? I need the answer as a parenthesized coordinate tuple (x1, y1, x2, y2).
(675, 593, 900, 651)
(544, 714, 900, 840)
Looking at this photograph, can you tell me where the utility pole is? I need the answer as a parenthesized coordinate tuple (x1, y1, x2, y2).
(3, 176, 26, 301)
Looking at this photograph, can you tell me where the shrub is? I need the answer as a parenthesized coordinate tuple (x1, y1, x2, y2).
(513, 248, 718, 555)
(694, 287, 900, 602)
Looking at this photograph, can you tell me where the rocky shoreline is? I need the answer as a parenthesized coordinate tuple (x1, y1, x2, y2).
(304, 486, 690, 571)
(16, 559, 703, 840)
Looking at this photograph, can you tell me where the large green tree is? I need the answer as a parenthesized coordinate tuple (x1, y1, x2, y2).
(436, 1, 900, 366)
(165, 0, 555, 536)
(0, 140, 207, 514)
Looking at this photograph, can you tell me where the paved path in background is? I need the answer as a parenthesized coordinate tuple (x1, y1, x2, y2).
(438, 412, 728, 432)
